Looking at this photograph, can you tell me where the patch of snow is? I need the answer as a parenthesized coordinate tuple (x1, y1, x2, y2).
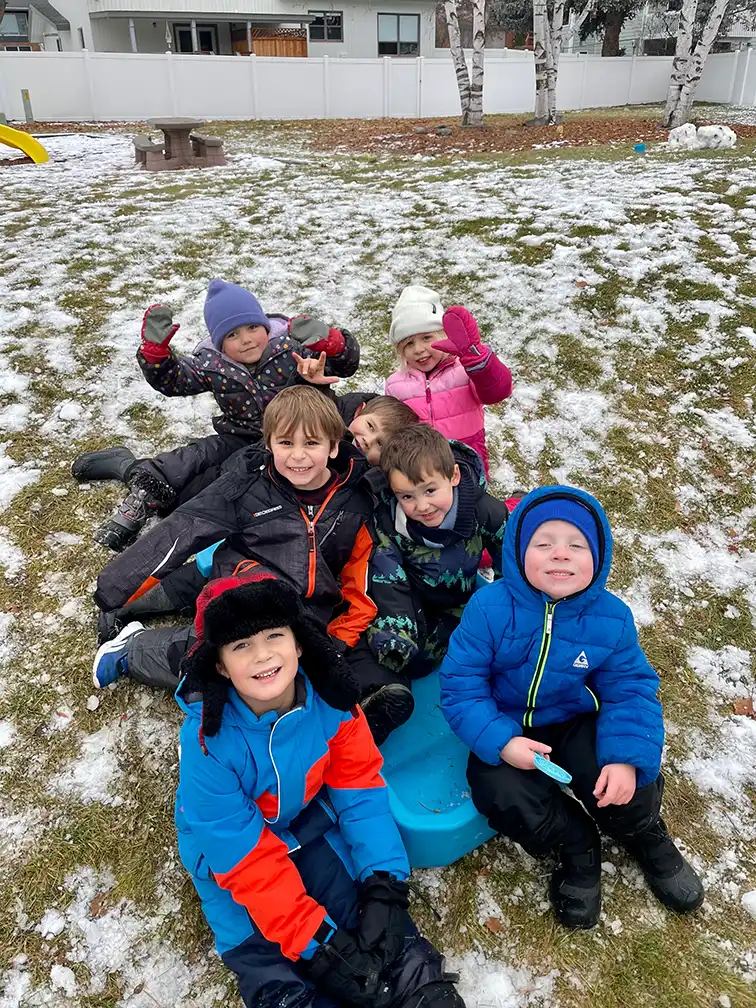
(687, 646, 753, 699)
(450, 951, 557, 1007)
(0, 443, 40, 510)
(48, 725, 124, 805)
(741, 890, 756, 920)
(50, 964, 77, 996)
(39, 909, 66, 939)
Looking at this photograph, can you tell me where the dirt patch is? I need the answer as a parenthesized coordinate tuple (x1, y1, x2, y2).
(295, 114, 756, 156)
(0, 155, 32, 167)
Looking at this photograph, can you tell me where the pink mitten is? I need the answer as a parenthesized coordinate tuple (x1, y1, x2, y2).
(432, 306, 489, 368)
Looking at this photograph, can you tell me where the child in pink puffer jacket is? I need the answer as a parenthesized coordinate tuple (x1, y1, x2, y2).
(385, 285, 512, 476)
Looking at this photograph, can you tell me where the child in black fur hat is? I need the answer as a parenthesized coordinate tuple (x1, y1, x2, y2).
(175, 570, 465, 1008)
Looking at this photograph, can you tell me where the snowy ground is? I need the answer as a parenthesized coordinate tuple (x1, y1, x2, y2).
(0, 127, 755, 1007)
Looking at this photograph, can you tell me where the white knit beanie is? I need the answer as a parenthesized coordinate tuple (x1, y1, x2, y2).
(389, 285, 445, 346)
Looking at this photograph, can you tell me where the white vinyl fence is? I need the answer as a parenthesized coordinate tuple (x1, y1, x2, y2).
(0, 46, 753, 123)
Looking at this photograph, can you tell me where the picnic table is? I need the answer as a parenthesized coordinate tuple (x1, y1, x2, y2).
(146, 117, 206, 168)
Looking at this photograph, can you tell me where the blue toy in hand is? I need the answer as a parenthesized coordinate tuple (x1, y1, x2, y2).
(534, 752, 572, 785)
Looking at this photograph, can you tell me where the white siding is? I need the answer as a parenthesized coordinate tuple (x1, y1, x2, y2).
(306, 0, 435, 59)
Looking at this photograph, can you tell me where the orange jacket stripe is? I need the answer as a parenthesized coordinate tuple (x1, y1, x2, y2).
(328, 523, 378, 647)
(322, 707, 386, 791)
(214, 826, 327, 961)
(125, 575, 159, 605)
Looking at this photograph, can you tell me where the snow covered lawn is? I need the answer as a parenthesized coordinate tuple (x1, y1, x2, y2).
(0, 127, 755, 1007)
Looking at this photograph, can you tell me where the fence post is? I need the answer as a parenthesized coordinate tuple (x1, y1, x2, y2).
(579, 53, 589, 110)
(82, 48, 97, 120)
(416, 55, 424, 117)
(383, 55, 391, 117)
(628, 52, 636, 105)
(249, 52, 258, 119)
(323, 54, 330, 118)
(0, 55, 9, 122)
(165, 49, 178, 115)
(738, 46, 754, 106)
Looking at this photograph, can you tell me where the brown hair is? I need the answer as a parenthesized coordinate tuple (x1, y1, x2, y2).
(359, 396, 419, 438)
(263, 386, 345, 446)
(380, 424, 455, 484)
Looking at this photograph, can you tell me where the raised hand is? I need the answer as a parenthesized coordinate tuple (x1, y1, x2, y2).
(140, 304, 179, 362)
(293, 351, 340, 385)
(431, 306, 486, 365)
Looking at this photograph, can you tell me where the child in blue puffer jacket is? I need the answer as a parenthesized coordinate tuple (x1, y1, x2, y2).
(441, 486, 704, 930)
(176, 570, 465, 1008)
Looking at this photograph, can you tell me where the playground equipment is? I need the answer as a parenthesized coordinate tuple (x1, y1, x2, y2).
(0, 123, 49, 164)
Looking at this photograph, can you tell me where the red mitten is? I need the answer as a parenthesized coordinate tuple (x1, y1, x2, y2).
(432, 306, 489, 369)
(289, 316, 346, 358)
(139, 304, 180, 363)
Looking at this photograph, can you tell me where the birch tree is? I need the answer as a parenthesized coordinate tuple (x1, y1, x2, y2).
(662, 0, 731, 127)
(467, 0, 487, 126)
(532, 0, 594, 124)
(444, 0, 473, 123)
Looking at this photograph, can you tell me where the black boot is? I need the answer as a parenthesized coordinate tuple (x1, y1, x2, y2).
(362, 684, 415, 746)
(96, 582, 185, 644)
(400, 981, 465, 1008)
(622, 818, 704, 913)
(550, 829, 602, 929)
(72, 447, 137, 483)
(94, 472, 175, 552)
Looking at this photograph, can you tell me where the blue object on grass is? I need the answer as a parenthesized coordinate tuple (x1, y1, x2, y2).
(380, 668, 495, 868)
(196, 541, 223, 577)
(533, 752, 572, 784)
(634, 142, 646, 153)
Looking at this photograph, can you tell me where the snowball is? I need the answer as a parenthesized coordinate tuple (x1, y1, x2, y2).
(697, 124, 737, 150)
(668, 123, 698, 150)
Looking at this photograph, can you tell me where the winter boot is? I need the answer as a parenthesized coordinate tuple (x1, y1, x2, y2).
(550, 828, 602, 929)
(96, 582, 184, 645)
(400, 981, 466, 1008)
(93, 471, 175, 552)
(622, 818, 704, 913)
(362, 684, 415, 747)
(71, 446, 137, 483)
(92, 621, 145, 688)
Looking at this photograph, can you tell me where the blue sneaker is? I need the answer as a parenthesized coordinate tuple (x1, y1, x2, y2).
(92, 621, 145, 688)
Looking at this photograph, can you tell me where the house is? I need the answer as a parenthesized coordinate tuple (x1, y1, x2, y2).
(3, 0, 437, 55)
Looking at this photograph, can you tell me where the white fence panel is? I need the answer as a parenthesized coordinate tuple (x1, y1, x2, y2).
(172, 55, 250, 119)
(255, 57, 325, 119)
(0, 52, 90, 120)
(0, 49, 744, 123)
(329, 58, 384, 119)
(90, 53, 171, 120)
(698, 51, 738, 103)
(389, 59, 419, 116)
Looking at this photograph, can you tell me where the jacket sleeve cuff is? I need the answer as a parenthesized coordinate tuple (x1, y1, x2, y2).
(473, 716, 520, 765)
(298, 916, 337, 960)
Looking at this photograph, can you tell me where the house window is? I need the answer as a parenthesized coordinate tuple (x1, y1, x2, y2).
(308, 11, 343, 41)
(174, 22, 219, 53)
(666, 0, 683, 9)
(378, 13, 419, 55)
(0, 10, 29, 38)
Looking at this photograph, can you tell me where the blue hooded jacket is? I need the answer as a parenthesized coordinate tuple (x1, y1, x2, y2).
(440, 485, 663, 787)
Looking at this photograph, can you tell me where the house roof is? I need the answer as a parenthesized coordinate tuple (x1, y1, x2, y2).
(87, 7, 313, 21)
(7, 2, 70, 30)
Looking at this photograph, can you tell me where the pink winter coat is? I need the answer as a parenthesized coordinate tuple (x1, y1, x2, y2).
(385, 352, 512, 476)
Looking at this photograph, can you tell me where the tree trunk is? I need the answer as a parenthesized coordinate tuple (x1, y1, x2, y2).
(662, 0, 697, 126)
(546, 0, 565, 122)
(533, 0, 549, 121)
(601, 9, 623, 56)
(467, 0, 486, 126)
(670, 0, 730, 126)
(562, 1, 594, 53)
(444, 0, 472, 125)
(0, 0, 6, 23)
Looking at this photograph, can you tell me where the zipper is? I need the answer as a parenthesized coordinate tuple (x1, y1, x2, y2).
(585, 685, 599, 711)
(298, 460, 354, 598)
(524, 601, 558, 728)
(425, 378, 434, 424)
(265, 706, 301, 824)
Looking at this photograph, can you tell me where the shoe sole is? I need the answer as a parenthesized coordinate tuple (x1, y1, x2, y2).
(91, 621, 145, 688)
(362, 686, 415, 744)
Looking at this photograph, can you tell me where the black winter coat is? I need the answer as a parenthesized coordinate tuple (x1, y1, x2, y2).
(95, 443, 378, 646)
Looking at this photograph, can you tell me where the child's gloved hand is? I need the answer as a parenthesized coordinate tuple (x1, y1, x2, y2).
(293, 351, 341, 386)
(289, 316, 347, 358)
(139, 304, 180, 363)
(432, 306, 490, 369)
(593, 763, 636, 807)
(500, 736, 552, 770)
(303, 927, 391, 1008)
(356, 871, 410, 970)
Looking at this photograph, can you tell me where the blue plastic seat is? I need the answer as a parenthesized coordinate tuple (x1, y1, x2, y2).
(380, 668, 495, 869)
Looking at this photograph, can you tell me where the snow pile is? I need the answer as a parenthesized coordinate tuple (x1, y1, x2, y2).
(668, 123, 737, 151)
(687, 646, 753, 699)
(48, 725, 125, 806)
(451, 951, 557, 1007)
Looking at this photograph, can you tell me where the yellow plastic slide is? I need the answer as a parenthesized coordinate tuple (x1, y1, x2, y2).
(0, 123, 49, 163)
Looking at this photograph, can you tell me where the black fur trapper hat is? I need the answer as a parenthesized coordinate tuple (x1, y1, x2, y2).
(178, 571, 360, 742)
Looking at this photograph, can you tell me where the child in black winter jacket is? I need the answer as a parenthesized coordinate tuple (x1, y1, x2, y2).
(72, 280, 360, 550)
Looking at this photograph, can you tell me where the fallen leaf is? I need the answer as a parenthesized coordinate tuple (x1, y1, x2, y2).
(727, 528, 737, 537)
(484, 917, 504, 933)
(727, 544, 739, 553)
(733, 698, 755, 718)
(478, 867, 490, 878)
(575, 280, 589, 288)
(89, 893, 108, 918)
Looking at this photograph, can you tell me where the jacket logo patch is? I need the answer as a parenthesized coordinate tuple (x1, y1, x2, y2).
(252, 505, 283, 518)
(573, 651, 589, 669)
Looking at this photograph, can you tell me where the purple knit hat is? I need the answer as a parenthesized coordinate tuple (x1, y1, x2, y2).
(204, 280, 270, 349)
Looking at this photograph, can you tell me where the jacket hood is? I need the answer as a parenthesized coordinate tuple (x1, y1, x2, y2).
(503, 485, 612, 610)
